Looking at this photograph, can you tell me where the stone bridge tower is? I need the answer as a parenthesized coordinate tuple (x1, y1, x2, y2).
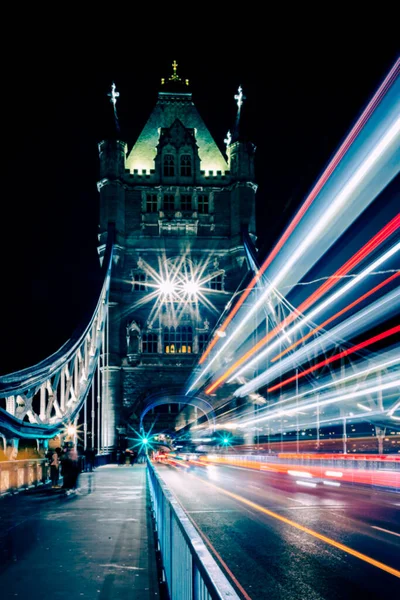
(97, 62, 257, 449)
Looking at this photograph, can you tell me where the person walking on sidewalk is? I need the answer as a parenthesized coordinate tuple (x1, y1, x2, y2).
(50, 450, 60, 488)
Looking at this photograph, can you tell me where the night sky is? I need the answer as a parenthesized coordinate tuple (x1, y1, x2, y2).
(1, 39, 398, 375)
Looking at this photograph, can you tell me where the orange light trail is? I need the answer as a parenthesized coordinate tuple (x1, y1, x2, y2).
(199, 59, 400, 367)
(267, 325, 400, 393)
(205, 215, 400, 394)
(189, 474, 400, 578)
(271, 272, 400, 362)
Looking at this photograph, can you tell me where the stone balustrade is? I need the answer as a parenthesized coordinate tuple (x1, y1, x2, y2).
(0, 459, 49, 496)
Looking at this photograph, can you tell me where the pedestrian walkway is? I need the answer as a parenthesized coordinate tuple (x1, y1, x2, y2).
(0, 465, 160, 599)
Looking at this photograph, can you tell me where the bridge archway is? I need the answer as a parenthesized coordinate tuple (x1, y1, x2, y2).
(139, 392, 216, 433)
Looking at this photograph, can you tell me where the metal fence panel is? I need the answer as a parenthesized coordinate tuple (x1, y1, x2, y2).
(147, 459, 240, 600)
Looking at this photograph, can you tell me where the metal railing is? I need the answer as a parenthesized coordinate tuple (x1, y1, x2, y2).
(0, 224, 114, 441)
(147, 458, 240, 600)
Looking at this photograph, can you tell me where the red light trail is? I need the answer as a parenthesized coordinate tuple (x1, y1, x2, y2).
(199, 59, 400, 366)
(267, 325, 400, 393)
(271, 272, 400, 362)
(205, 215, 400, 394)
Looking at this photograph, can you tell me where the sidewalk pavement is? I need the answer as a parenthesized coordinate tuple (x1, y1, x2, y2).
(0, 464, 160, 599)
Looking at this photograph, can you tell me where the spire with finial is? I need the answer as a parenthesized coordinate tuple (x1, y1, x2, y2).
(232, 85, 246, 141)
(108, 82, 120, 133)
(161, 60, 190, 87)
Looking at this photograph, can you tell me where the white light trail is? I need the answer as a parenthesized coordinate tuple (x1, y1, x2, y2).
(235, 284, 400, 397)
(228, 351, 400, 426)
(288, 470, 313, 478)
(231, 241, 400, 388)
(237, 380, 400, 429)
(323, 481, 341, 487)
(325, 471, 343, 477)
(187, 117, 400, 393)
(357, 403, 372, 412)
(296, 480, 317, 488)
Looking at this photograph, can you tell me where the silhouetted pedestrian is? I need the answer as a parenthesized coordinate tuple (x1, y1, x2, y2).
(50, 450, 60, 488)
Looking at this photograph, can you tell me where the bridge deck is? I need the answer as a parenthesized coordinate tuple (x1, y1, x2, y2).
(0, 464, 160, 599)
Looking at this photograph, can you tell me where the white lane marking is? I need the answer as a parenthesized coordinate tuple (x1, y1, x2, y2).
(286, 497, 306, 504)
(280, 507, 346, 511)
(187, 510, 237, 513)
(371, 526, 400, 538)
(100, 564, 144, 570)
(97, 518, 138, 522)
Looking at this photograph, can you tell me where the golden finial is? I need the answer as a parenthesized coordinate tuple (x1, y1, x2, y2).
(161, 61, 189, 87)
(170, 60, 180, 82)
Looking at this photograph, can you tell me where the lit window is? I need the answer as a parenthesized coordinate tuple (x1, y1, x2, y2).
(198, 333, 208, 354)
(164, 154, 175, 176)
(133, 273, 147, 291)
(164, 326, 193, 353)
(198, 194, 209, 214)
(163, 194, 175, 211)
(209, 274, 223, 290)
(180, 154, 192, 176)
(146, 194, 158, 213)
(181, 194, 192, 211)
(142, 332, 158, 354)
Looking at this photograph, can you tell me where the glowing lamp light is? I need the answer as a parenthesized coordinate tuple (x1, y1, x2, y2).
(183, 279, 200, 296)
(67, 425, 76, 436)
(159, 279, 175, 295)
(142, 438, 149, 445)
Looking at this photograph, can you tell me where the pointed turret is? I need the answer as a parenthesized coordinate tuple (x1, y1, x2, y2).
(98, 82, 127, 251)
(225, 86, 257, 241)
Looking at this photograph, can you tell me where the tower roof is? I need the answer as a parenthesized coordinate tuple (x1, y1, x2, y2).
(126, 62, 228, 175)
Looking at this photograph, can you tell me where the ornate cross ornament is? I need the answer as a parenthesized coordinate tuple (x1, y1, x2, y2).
(108, 82, 120, 107)
(170, 60, 180, 81)
(234, 85, 246, 109)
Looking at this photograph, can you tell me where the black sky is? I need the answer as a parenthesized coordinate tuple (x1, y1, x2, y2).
(0, 33, 398, 374)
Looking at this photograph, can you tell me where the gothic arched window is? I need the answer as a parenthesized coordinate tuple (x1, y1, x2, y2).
(142, 332, 158, 354)
(209, 274, 223, 290)
(163, 194, 175, 211)
(164, 154, 175, 176)
(197, 194, 209, 214)
(198, 333, 209, 354)
(164, 326, 193, 353)
(133, 272, 147, 291)
(180, 154, 192, 176)
(180, 194, 192, 211)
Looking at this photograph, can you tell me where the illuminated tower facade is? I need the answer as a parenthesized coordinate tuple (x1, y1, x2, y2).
(98, 63, 257, 448)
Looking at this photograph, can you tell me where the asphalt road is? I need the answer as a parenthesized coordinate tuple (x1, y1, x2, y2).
(155, 461, 400, 600)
